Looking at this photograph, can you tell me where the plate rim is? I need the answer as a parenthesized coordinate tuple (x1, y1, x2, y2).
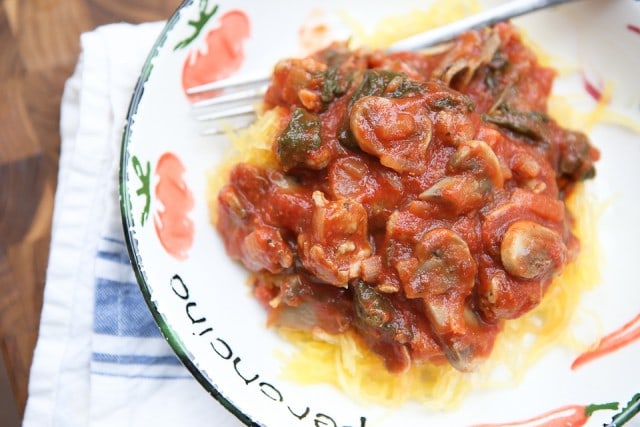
(118, 1, 258, 425)
(116, 1, 640, 426)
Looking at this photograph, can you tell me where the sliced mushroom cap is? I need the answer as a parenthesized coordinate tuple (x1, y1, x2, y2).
(398, 228, 476, 299)
(481, 189, 566, 257)
(350, 95, 432, 173)
(419, 140, 503, 214)
(436, 29, 501, 87)
(448, 140, 504, 188)
(419, 175, 489, 215)
(501, 220, 567, 279)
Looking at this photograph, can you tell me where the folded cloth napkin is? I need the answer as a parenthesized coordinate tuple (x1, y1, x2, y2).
(23, 22, 244, 427)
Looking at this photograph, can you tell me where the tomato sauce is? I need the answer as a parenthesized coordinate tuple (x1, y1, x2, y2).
(216, 23, 599, 373)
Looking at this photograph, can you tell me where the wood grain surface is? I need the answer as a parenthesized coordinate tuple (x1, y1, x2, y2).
(0, 0, 183, 422)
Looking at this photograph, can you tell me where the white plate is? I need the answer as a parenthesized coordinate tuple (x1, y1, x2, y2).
(120, 0, 640, 425)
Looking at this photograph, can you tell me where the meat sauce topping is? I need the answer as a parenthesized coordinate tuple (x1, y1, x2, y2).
(216, 23, 599, 373)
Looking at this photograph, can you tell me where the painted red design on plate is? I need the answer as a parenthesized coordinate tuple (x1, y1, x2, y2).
(627, 24, 640, 35)
(469, 402, 619, 427)
(581, 71, 604, 102)
(571, 312, 640, 370)
(181, 9, 250, 100)
(154, 152, 195, 260)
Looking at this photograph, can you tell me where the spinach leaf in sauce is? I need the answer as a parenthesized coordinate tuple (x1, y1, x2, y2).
(320, 65, 351, 104)
(353, 279, 396, 329)
(277, 107, 322, 169)
(483, 104, 550, 141)
(350, 70, 423, 106)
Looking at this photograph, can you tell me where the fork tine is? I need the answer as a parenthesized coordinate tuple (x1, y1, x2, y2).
(187, 72, 270, 95)
(197, 104, 258, 136)
(195, 104, 257, 122)
(190, 75, 266, 135)
(192, 84, 268, 108)
(201, 123, 245, 136)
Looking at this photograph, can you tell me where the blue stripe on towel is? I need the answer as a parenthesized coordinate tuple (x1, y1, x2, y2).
(94, 277, 162, 338)
(92, 352, 181, 366)
(91, 234, 188, 380)
(90, 371, 192, 380)
(101, 236, 126, 245)
(96, 249, 131, 264)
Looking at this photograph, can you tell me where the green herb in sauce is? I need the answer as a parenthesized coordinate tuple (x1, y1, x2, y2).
(277, 107, 322, 169)
(350, 70, 423, 106)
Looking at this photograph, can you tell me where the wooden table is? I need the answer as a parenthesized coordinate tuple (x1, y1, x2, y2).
(0, 0, 182, 423)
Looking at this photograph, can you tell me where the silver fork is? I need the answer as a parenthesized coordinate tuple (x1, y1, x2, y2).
(188, 0, 583, 135)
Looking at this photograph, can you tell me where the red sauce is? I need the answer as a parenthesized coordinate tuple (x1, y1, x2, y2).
(154, 152, 194, 260)
(216, 23, 599, 373)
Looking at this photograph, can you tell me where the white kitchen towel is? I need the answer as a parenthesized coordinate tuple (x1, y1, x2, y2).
(23, 22, 244, 427)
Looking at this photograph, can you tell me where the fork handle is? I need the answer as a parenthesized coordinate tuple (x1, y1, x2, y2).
(387, 0, 583, 52)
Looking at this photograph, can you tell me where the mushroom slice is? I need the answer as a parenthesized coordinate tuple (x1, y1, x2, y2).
(448, 140, 504, 188)
(398, 228, 476, 300)
(419, 175, 489, 215)
(501, 220, 567, 279)
(437, 30, 502, 87)
(481, 190, 566, 257)
(419, 140, 504, 215)
(350, 95, 432, 174)
(396, 228, 486, 372)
